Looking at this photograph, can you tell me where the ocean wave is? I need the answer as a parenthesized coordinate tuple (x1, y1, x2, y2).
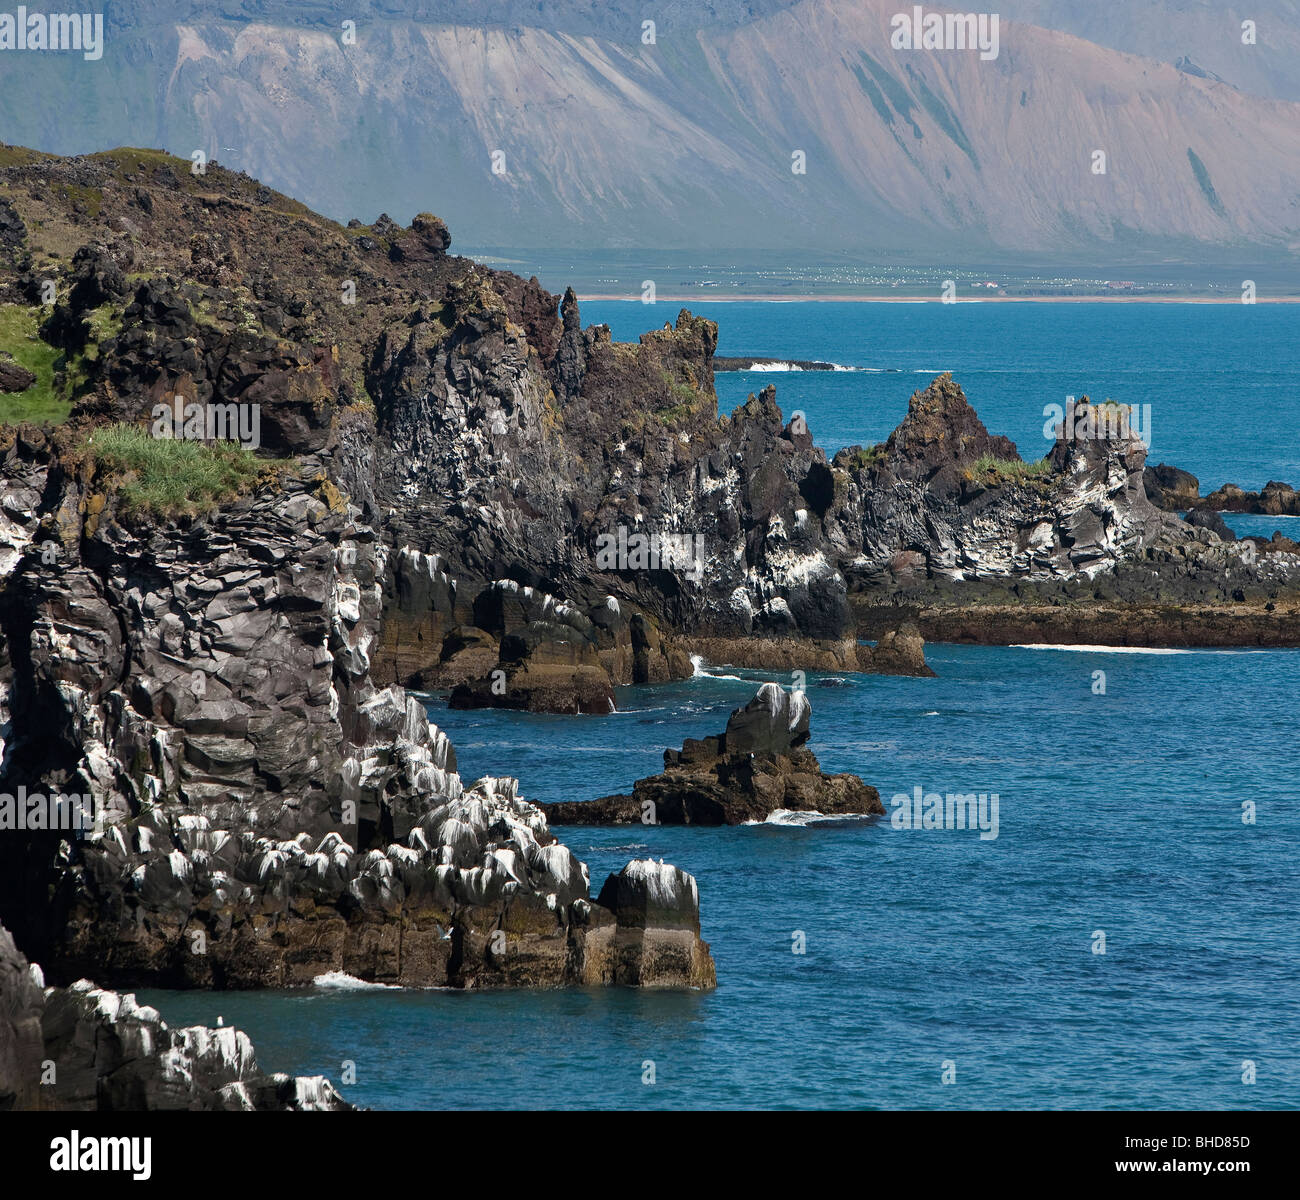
(313, 971, 401, 991)
(748, 808, 878, 827)
(733, 360, 863, 372)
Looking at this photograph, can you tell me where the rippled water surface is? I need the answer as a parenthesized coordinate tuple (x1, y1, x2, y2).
(142, 304, 1300, 1109)
(145, 646, 1300, 1109)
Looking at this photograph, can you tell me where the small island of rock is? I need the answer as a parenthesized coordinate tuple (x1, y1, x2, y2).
(541, 683, 882, 826)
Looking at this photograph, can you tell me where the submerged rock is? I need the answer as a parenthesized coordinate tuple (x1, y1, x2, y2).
(541, 683, 882, 826)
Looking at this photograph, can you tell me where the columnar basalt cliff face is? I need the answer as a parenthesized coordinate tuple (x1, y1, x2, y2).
(0, 920, 351, 1110)
(0, 149, 725, 989)
(367, 285, 870, 677)
(0, 432, 713, 990)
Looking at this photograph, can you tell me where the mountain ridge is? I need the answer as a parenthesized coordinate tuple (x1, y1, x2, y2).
(1, 1, 1298, 266)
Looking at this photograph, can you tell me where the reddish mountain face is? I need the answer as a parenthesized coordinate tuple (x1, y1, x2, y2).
(0, 0, 1297, 260)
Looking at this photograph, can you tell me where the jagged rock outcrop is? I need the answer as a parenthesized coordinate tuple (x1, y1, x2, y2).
(1144, 462, 1202, 511)
(0, 149, 736, 990)
(0, 920, 351, 1110)
(0, 428, 711, 992)
(541, 683, 881, 826)
(837, 376, 1176, 582)
(1197, 480, 1300, 516)
(836, 374, 1300, 644)
(0, 439, 714, 989)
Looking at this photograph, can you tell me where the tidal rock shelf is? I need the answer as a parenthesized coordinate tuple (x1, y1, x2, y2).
(541, 683, 881, 826)
(837, 374, 1300, 646)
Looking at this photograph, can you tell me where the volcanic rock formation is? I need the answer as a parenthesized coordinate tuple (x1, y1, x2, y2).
(541, 683, 882, 826)
(0, 920, 351, 1111)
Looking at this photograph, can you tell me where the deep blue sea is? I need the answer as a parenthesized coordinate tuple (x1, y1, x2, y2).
(587, 299, 1300, 499)
(142, 304, 1299, 1110)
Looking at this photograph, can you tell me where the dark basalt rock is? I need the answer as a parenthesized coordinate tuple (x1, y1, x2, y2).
(836, 381, 1198, 584)
(0, 920, 352, 1111)
(1184, 506, 1235, 540)
(1199, 480, 1300, 516)
(0, 357, 35, 393)
(442, 582, 691, 711)
(1144, 462, 1201, 511)
(878, 371, 1021, 497)
(0, 429, 714, 992)
(449, 616, 617, 714)
(541, 683, 882, 826)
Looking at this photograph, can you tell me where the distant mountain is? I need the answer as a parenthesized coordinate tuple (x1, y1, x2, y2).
(1, 0, 1297, 262)
(992, 0, 1300, 101)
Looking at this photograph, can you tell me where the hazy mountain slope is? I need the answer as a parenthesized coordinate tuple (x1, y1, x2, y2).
(993, 0, 1300, 101)
(115, 0, 1300, 99)
(1, 0, 1297, 259)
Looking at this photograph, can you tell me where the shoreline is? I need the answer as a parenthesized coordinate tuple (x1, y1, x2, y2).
(854, 600, 1300, 650)
(577, 293, 1300, 304)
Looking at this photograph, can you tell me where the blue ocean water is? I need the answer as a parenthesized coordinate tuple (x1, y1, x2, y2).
(139, 303, 1300, 1110)
(584, 300, 1300, 493)
(143, 647, 1300, 1110)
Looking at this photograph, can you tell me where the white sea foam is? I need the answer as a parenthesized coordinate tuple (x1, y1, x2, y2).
(1007, 643, 1263, 655)
(733, 360, 862, 372)
(312, 971, 400, 991)
(750, 808, 877, 826)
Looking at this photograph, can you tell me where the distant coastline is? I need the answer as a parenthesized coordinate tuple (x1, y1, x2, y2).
(577, 293, 1300, 304)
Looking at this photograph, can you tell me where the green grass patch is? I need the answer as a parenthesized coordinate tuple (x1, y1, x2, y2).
(0, 144, 55, 169)
(0, 304, 69, 426)
(845, 444, 886, 470)
(970, 453, 1052, 483)
(85, 424, 287, 518)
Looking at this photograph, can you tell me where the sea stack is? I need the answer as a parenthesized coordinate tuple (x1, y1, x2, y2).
(541, 683, 882, 826)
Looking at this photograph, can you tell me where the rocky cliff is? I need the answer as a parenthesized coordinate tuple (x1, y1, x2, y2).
(0, 920, 351, 1111)
(0, 149, 732, 990)
(542, 683, 882, 826)
(841, 375, 1300, 646)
